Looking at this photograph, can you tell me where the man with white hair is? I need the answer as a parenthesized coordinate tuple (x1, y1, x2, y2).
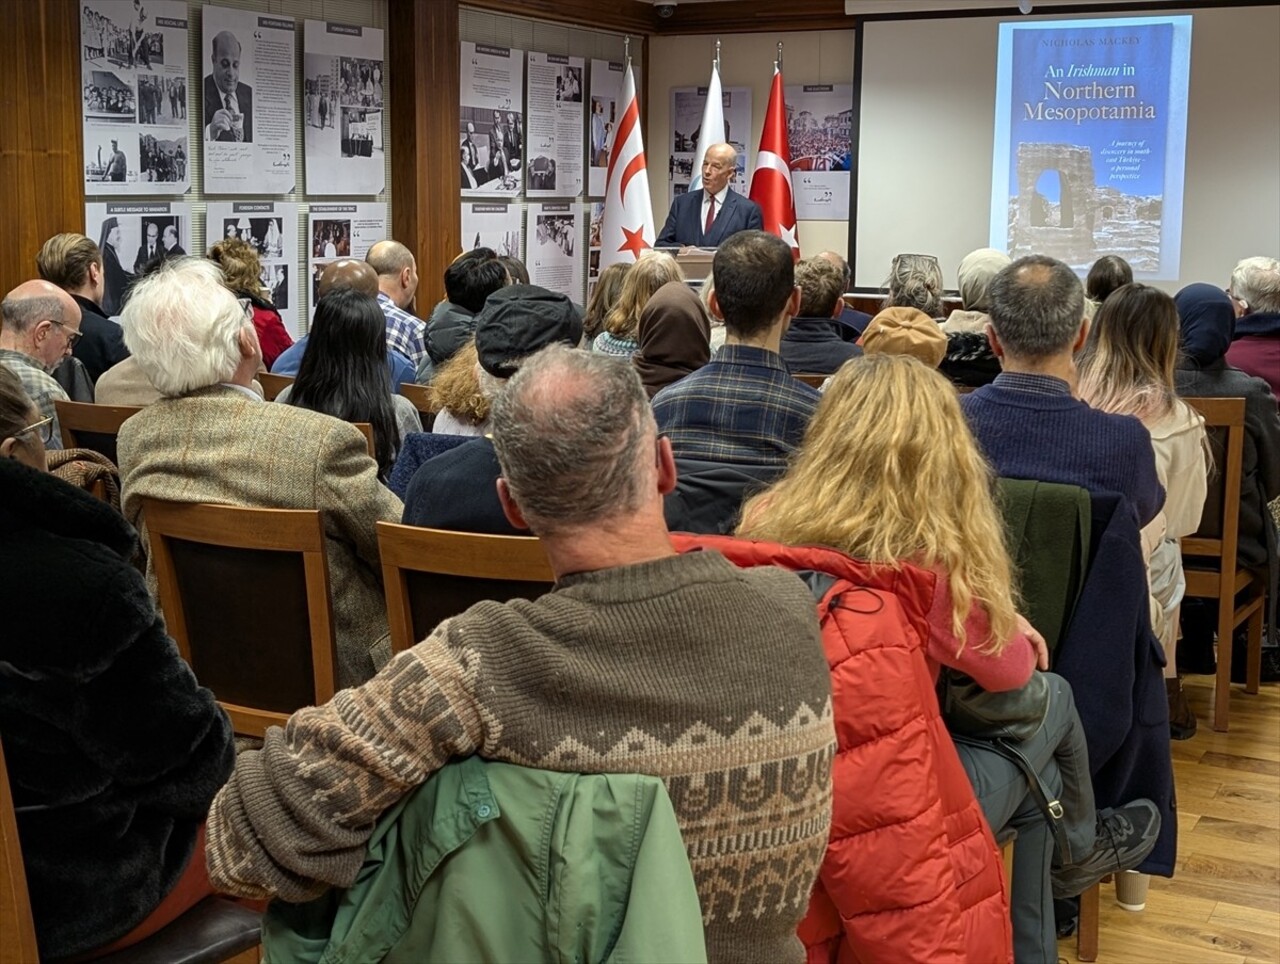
(657, 142, 763, 248)
(0, 280, 82, 449)
(1226, 255, 1280, 396)
(116, 257, 402, 688)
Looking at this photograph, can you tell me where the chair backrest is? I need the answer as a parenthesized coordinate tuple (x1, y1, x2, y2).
(794, 373, 826, 389)
(1181, 396, 1246, 565)
(53, 400, 142, 465)
(398, 382, 437, 430)
(377, 522, 555, 654)
(141, 500, 338, 738)
(353, 422, 376, 459)
(0, 739, 40, 964)
(256, 372, 294, 401)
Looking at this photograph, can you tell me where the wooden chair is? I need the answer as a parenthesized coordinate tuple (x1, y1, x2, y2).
(1181, 397, 1267, 732)
(142, 500, 338, 739)
(353, 422, 376, 459)
(794, 373, 827, 389)
(0, 737, 261, 964)
(256, 371, 294, 401)
(398, 382, 437, 431)
(53, 400, 142, 465)
(377, 522, 554, 654)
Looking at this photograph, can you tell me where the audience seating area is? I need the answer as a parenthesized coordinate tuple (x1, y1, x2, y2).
(2, 232, 1276, 964)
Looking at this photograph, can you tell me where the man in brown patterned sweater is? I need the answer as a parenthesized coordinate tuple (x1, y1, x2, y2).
(206, 345, 835, 962)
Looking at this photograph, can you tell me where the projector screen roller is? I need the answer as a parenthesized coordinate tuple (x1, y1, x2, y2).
(855, 5, 1280, 292)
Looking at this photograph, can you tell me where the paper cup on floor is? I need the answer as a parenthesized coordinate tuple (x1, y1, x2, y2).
(1115, 870, 1150, 911)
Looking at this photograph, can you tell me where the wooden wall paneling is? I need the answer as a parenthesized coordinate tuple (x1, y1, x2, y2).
(389, 0, 462, 301)
(0, 0, 85, 297)
(465, 0, 657, 36)
(650, 0, 851, 35)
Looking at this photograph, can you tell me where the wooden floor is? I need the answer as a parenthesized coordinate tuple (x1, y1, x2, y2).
(1060, 674, 1280, 964)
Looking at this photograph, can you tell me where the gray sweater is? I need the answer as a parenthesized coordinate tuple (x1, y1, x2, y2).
(207, 550, 835, 964)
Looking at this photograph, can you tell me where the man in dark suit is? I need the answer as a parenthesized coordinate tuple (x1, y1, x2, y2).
(203, 31, 253, 142)
(657, 143, 763, 248)
(134, 221, 161, 274)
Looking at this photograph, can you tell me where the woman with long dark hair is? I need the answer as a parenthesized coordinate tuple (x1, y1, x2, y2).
(280, 288, 421, 478)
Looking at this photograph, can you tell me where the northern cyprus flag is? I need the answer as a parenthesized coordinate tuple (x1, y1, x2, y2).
(598, 62, 655, 269)
(688, 62, 725, 193)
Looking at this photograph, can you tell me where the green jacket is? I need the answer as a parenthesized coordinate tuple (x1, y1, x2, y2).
(262, 756, 708, 964)
(997, 478, 1092, 653)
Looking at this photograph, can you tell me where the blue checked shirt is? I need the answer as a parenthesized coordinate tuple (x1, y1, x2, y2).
(652, 344, 821, 467)
(1, 348, 67, 450)
(377, 293, 427, 366)
(991, 371, 1072, 397)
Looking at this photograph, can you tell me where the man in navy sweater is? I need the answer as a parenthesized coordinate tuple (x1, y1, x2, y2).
(961, 255, 1163, 526)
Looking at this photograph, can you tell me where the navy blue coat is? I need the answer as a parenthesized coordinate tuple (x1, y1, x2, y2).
(656, 188, 763, 247)
(1054, 491, 1177, 876)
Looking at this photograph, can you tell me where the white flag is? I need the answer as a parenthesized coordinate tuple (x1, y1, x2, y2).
(688, 63, 725, 193)
(599, 63, 655, 269)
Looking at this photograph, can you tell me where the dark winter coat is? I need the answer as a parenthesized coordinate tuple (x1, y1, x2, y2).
(0, 459, 234, 959)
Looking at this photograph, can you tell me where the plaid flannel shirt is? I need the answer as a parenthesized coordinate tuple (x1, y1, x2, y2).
(377, 293, 427, 366)
(652, 344, 820, 467)
(1, 348, 67, 450)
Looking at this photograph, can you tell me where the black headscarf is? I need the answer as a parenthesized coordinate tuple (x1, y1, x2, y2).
(1173, 283, 1234, 368)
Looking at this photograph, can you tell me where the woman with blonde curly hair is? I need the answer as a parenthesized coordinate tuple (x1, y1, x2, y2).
(429, 340, 493, 437)
(207, 237, 293, 369)
(736, 354, 1160, 963)
(592, 251, 683, 357)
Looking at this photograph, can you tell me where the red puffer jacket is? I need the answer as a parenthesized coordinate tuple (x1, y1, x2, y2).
(674, 535, 1013, 964)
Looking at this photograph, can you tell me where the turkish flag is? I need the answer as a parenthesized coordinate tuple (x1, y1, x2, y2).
(599, 62, 656, 270)
(749, 67, 800, 261)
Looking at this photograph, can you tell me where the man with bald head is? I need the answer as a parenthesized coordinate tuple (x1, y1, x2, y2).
(366, 240, 427, 366)
(204, 30, 253, 142)
(0, 281, 82, 450)
(318, 258, 380, 299)
(657, 142, 763, 248)
(271, 259, 415, 390)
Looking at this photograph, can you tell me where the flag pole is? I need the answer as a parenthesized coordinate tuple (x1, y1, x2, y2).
(714, 38, 721, 71)
(776, 41, 783, 72)
(624, 35, 631, 69)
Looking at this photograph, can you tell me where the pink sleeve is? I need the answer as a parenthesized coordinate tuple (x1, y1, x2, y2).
(925, 570, 1035, 693)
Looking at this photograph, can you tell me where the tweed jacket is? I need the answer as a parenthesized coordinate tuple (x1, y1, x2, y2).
(117, 385, 403, 687)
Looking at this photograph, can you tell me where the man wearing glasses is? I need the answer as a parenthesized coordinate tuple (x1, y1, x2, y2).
(0, 281, 82, 451)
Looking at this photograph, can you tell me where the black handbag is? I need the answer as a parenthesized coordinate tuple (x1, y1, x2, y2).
(940, 668, 1050, 743)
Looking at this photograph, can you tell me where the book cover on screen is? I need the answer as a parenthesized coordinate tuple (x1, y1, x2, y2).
(990, 16, 1191, 280)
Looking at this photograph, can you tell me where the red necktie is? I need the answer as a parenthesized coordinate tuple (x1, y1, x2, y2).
(704, 194, 716, 234)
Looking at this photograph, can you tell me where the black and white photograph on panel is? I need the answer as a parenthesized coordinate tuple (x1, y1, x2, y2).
(460, 42, 524, 197)
(304, 20, 384, 194)
(82, 0, 189, 195)
(138, 132, 187, 183)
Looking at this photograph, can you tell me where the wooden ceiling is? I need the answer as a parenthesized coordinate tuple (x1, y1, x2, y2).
(462, 0, 854, 35)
